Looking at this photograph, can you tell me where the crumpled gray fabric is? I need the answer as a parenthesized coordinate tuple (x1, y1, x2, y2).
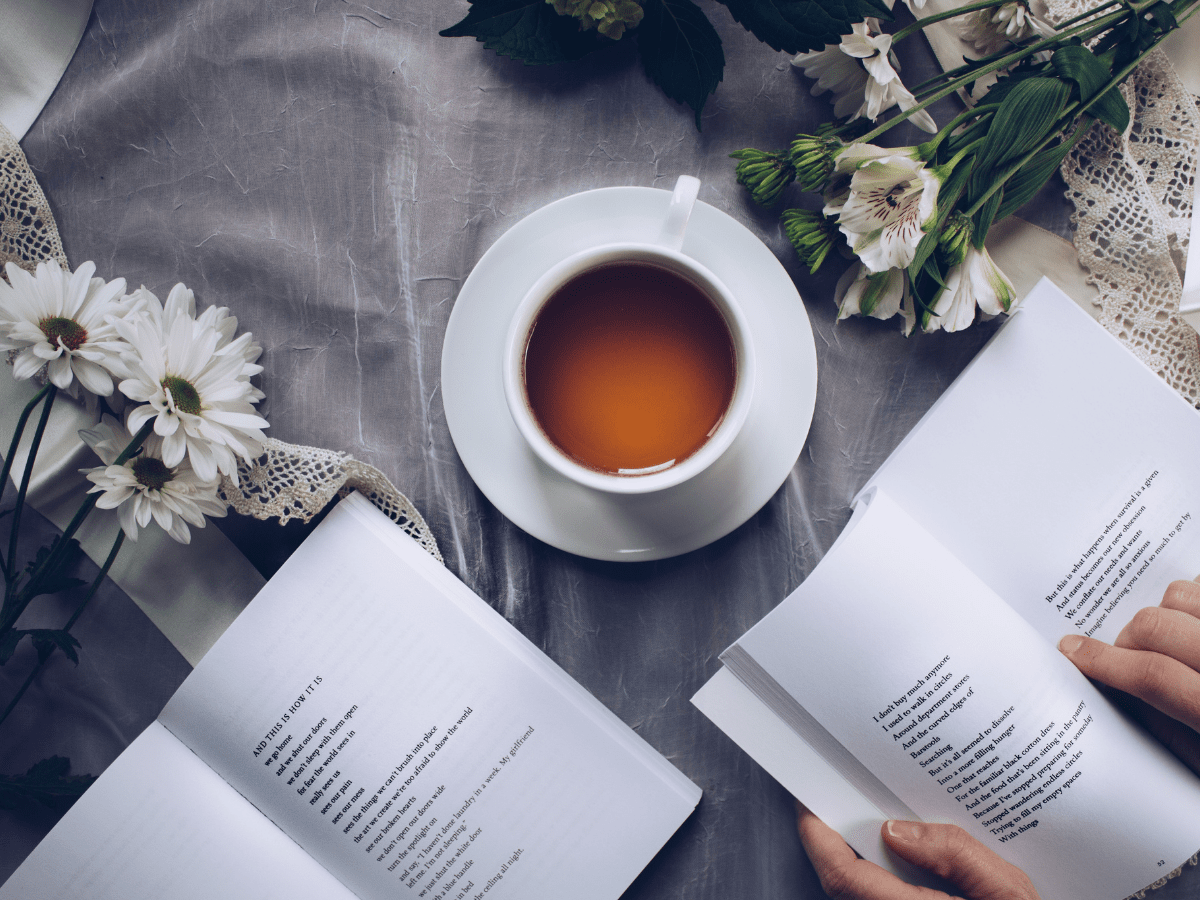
(11, 0, 1198, 897)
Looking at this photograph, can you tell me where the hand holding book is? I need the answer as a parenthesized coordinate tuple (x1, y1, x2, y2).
(1059, 576, 1200, 776)
(796, 575, 1200, 900)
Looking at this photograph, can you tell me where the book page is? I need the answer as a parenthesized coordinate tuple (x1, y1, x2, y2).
(727, 492, 1200, 900)
(159, 493, 699, 900)
(865, 279, 1200, 644)
(0, 722, 355, 900)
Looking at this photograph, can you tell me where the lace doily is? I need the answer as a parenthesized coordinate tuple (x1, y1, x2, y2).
(1040, 4, 1200, 405)
(221, 439, 442, 563)
(0, 121, 441, 561)
(0, 121, 67, 275)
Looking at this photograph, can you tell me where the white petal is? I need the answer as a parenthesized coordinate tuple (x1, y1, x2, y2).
(161, 428, 187, 467)
(73, 358, 115, 396)
(48, 355, 74, 389)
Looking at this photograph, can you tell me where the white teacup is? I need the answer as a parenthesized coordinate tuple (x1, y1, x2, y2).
(502, 176, 756, 495)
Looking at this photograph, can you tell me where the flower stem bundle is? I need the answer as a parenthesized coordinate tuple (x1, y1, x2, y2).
(736, 0, 1198, 332)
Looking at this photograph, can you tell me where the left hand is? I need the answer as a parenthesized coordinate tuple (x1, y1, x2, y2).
(796, 802, 1040, 900)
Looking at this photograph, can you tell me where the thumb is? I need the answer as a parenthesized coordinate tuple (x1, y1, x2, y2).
(882, 821, 1041, 900)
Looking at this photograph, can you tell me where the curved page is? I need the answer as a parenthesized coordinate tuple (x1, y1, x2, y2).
(726, 491, 1200, 900)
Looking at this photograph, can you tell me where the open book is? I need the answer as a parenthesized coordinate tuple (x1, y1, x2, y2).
(3, 492, 700, 900)
(693, 279, 1200, 900)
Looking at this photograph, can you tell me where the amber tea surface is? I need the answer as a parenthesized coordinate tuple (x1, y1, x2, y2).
(522, 261, 737, 475)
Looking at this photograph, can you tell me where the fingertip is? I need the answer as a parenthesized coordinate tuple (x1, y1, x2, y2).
(1058, 634, 1085, 656)
(883, 819, 923, 842)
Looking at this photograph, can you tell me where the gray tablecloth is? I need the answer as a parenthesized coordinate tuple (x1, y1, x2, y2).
(6, 0, 1199, 896)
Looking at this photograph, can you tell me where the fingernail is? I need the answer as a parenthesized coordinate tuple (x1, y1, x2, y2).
(885, 820, 924, 842)
(1059, 634, 1084, 655)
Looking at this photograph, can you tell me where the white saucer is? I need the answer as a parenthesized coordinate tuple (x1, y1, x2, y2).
(440, 186, 818, 561)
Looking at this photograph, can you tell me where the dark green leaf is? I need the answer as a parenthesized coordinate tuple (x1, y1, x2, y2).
(1148, 1, 1178, 33)
(971, 189, 1004, 247)
(638, 0, 725, 129)
(970, 77, 1070, 204)
(717, 0, 891, 55)
(1051, 45, 1129, 132)
(0, 629, 25, 665)
(439, 0, 605, 65)
(910, 254, 949, 326)
(29, 629, 81, 665)
(995, 143, 1071, 220)
(0, 757, 96, 815)
(907, 230, 940, 279)
(21, 539, 86, 601)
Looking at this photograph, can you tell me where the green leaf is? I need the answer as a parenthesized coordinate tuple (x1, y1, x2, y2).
(0, 629, 25, 665)
(29, 629, 82, 665)
(994, 137, 1076, 220)
(1147, 1, 1178, 33)
(1051, 45, 1129, 132)
(716, 0, 891, 55)
(439, 0, 606, 65)
(20, 540, 86, 602)
(907, 230, 940, 280)
(970, 77, 1070, 204)
(0, 757, 96, 815)
(637, 0, 725, 129)
(971, 189, 1004, 248)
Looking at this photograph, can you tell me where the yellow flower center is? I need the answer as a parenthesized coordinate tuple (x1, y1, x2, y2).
(131, 456, 173, 491)
(161, 376, 202, 415)
(38, 316, 88, 351)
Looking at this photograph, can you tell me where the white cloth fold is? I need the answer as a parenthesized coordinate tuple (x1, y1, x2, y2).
(0, 0, 93, 139)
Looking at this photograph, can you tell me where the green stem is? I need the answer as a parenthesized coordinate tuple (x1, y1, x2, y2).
(854, 0, 1170, 148)
(0, 530, 124, 729)
(891, 0, 1014, 43)
(5, 386, 57, 586)
(0, 384, 55, 583)
(2, 419, 152, 634)
(1051, 0, 1125, 28)
(919, 106, 985, 159)
(0, 383, 52, 512)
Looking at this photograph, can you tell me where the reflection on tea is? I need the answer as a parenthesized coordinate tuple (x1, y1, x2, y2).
(522, 261, 736, 475)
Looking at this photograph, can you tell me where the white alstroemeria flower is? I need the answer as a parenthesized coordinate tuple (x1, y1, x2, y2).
(81, 415, 227, 544)
(114, 285, 268, 485)
(830, 154, 940, 273)
(792, 21, 937, 134)
(928, 245, 1018, 332)
(0, 260, 134, 396)
(835, 262, 910, 323)
(961, 0, 1055, 56)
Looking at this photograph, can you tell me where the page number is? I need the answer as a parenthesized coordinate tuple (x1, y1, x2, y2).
(1158, 860, 1167, 867)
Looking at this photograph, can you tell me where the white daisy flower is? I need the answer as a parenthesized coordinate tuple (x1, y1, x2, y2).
(835, 262, 909, 323)
(81, 415, 227, 544)
(928, 245, 1018, 332)
(0, 260, 134, 396)
(829, 153, 941, 273)
(126, 283, 265, 401)
(113, 284, 268, 485)
(792, 21, 937, 134)
(961, 0, 1055, 56)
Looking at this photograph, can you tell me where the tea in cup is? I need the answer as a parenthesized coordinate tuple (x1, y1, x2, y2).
(502, 176, 755, 495)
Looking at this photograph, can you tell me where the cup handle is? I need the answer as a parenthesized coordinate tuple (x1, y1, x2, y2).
(656, 175, 701, 253)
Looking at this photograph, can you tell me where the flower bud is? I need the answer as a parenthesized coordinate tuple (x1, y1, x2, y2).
(781, 209, 839, 274)
(730, 148, 796, 206)
(789, 134, 843, 193)
(937, 213, 974, 267)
